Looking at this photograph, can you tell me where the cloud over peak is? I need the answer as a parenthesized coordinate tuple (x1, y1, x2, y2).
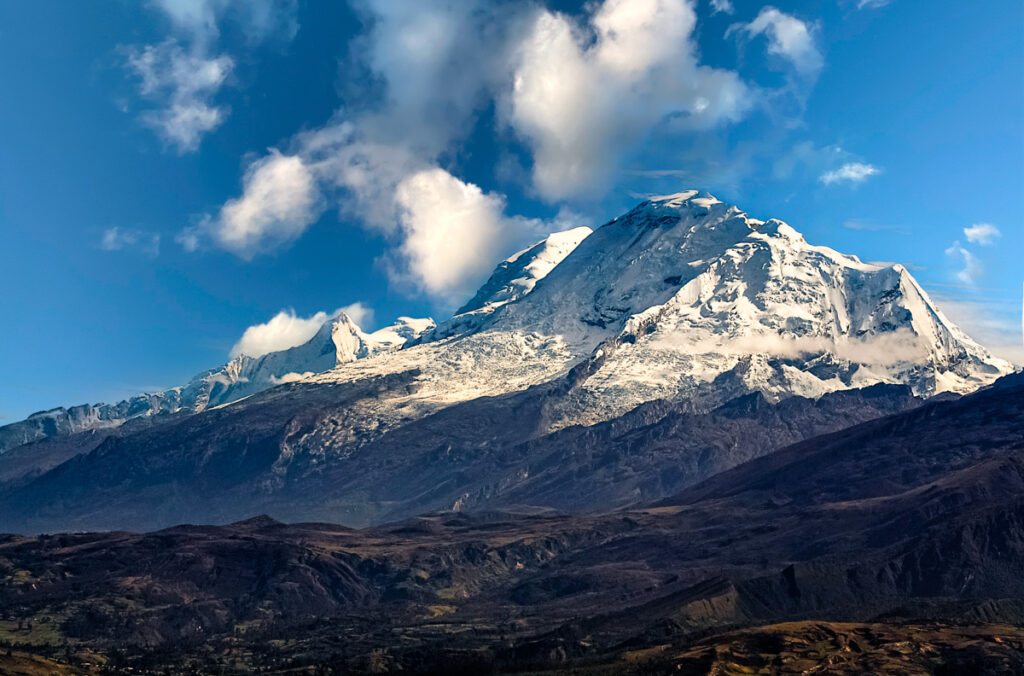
(391, 168, 546, 304)
(230, 302, 373, 359)
(509, 0, 751, 201)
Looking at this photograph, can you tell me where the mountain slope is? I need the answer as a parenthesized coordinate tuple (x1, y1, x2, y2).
(0, 313, 434, 454)
(509, 193, 1010, 425)
(1, 373, 1022, 673)
(421, 225, 593, 342)
(0, 191, 1014, 532)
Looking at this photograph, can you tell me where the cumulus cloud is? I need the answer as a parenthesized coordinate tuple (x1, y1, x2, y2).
(508, 0, 750, 200)
(731, 7, 822, 78)
(230, 302, 373, 359)
(820, 162, 880, 185)
(963, 223, 1001, 246)
(197, 0, 797, 304)
(945, 241, 983, 285)
(227, 129, 570, 301)
(391, 168, 546, 303)
(199, 151, 321, 258)
(100, 227, 161, 255)
(193, 2, 569, 297)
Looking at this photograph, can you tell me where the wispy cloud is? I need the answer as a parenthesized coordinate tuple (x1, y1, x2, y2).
(945, 241, 983, 285)
(857, 0, 892, 9)
(710, 0, 734, 15)
(842, 219, 909, 235)
(820, 162, 880, 185)
(126, 40, 233, 153)
(100, 227, 160, 255)
(930, 289, 1024, 365)
(730, 7, 823, 78)
(963, 223, 1001, 246)
(123, 0, 297, 153)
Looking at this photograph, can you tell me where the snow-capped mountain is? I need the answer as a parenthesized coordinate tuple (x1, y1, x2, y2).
(499, 192, 1012, 425)
(0, 190, 1015, 532)
(4, 191, 1012, 452)
(317, 190, 1011, 429)
(0, 313, 434, 453)
(417, 225, 593, 343)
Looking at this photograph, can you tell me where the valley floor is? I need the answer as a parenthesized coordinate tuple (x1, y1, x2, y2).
(2, 375, 1022, 674)
(2, 621, 1021, 674)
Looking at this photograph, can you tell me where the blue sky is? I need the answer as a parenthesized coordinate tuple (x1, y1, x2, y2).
(0, 0, 1021, 424)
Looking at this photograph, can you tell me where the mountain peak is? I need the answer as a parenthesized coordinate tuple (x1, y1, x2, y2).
(419, 225, 593, 343)
(456, 225, 594, 317)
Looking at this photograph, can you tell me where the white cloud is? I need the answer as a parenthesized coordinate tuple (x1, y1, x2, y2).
(945, 241, 983, 285)
(191, 2, 564, 296)
(337, 301, 374, 328)
(772, 142, 883, 190)
(856, 0, 892, 9)
(209, 127, 557, 301)
(842, 219, 910, 235)
(819, 162, 880, 185)
(710, 0, 734, 14)
(195, 0, 776, 303)
(100, 227, 161, 255)
(963, 223, 1001, 246)
(346, 0, 516, 159)
(175, 228, 201, 252)
(153, 0, 298, 46)
(126, 40, 233, 153)
(391, 168, 545, 303)
(125, 0, 297, 152)
(508, 0, 751, 200)
(731, 7, 822, 78)
(230, 302, 373, 359)
(199, 151, 321, 258)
